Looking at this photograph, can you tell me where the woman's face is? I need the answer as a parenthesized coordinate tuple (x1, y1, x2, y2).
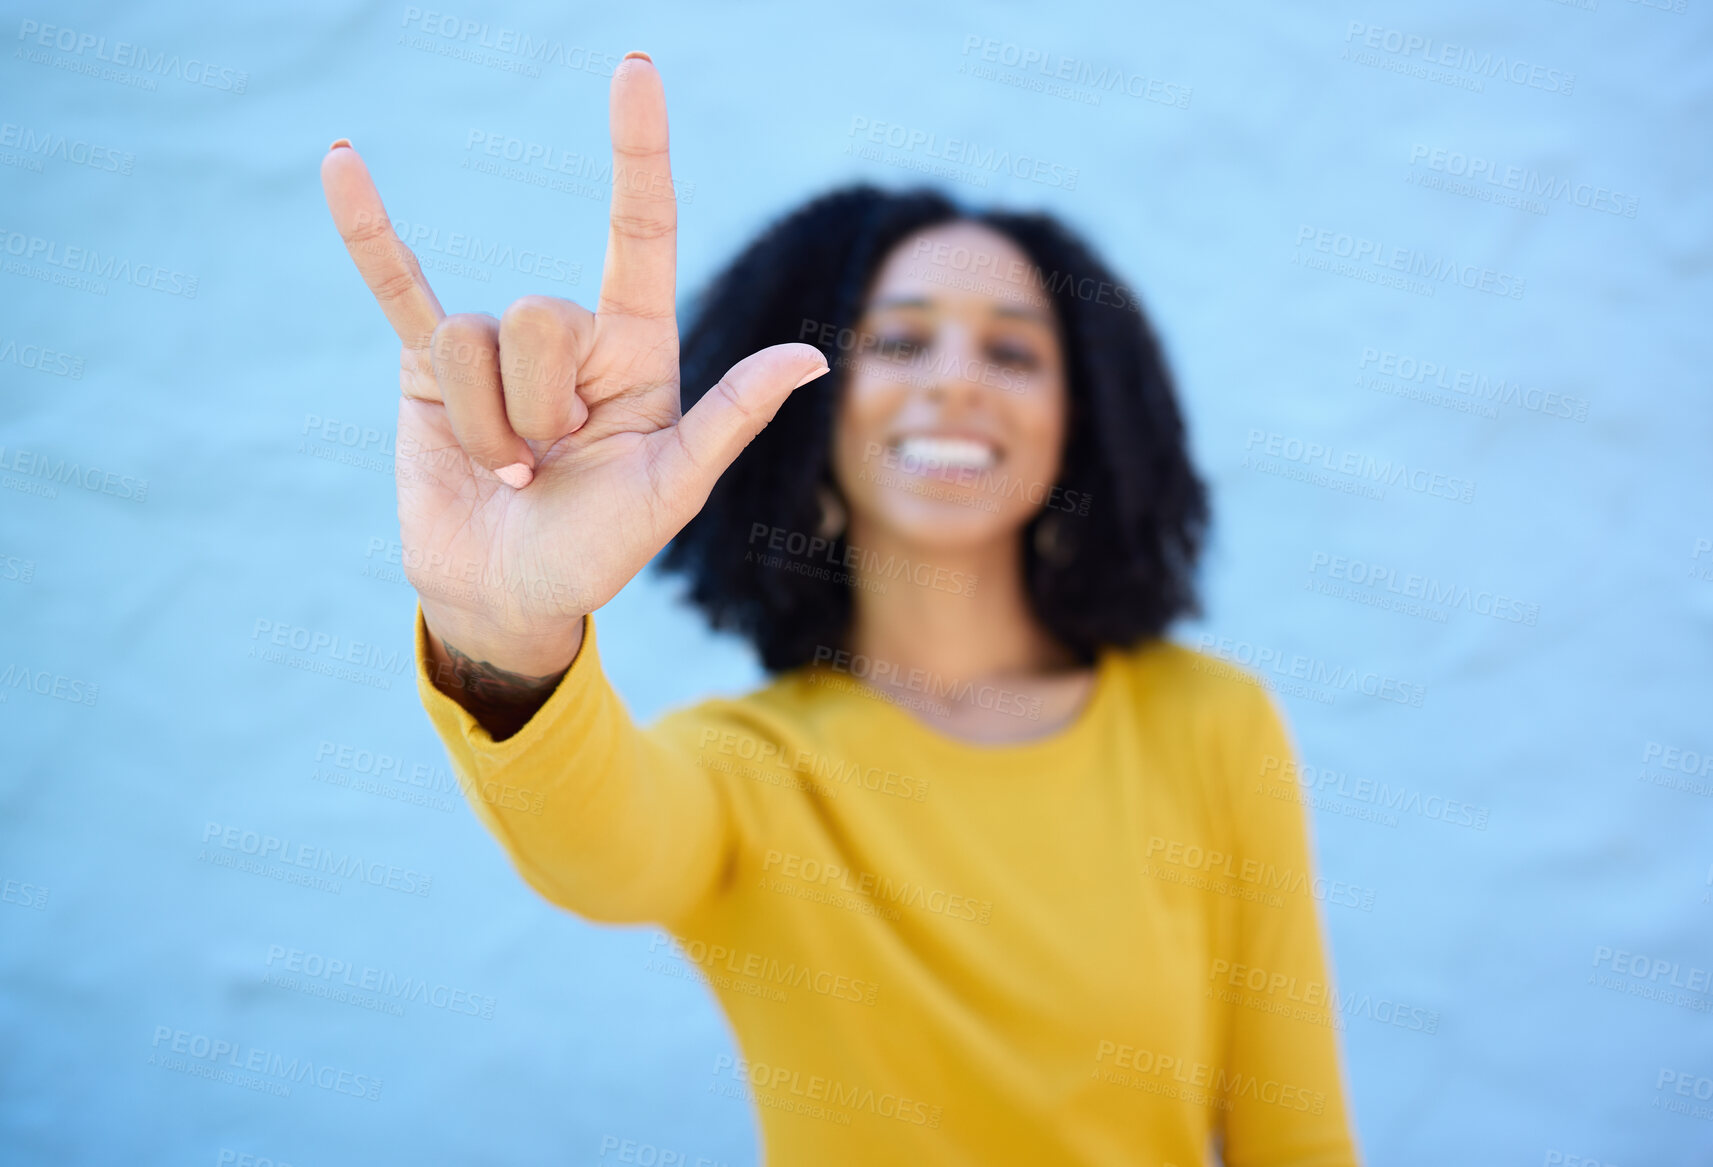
(830, 220, 1069, 553)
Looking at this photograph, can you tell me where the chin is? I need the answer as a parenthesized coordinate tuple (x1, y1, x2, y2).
(860, 495, 1030, 551)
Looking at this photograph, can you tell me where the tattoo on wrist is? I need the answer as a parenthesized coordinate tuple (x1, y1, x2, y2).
(432, 639, 570, 740)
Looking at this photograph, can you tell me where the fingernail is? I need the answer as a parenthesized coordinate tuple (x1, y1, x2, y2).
(328, 138, 352, 151)
(623, 50, 652, 62)
(495, 462, 534, 489)
(793, 363, 831, 390)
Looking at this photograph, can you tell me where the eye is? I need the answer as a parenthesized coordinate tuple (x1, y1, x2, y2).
(987, 342, 1040, 369)
(874, 333, 928, 361)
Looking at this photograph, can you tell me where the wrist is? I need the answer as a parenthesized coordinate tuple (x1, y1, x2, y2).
(421, 599, 586, 679)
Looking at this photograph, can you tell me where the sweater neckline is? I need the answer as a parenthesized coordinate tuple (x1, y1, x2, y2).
(802, 646, 1123, 765)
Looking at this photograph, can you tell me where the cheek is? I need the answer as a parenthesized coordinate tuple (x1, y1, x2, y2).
(1011, 384, 1069, 470)
(836, 370, 907, 442)
(832, 375, 893, 480)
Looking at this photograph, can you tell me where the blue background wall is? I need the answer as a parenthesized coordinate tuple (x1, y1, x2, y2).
(2, 1, 1710, 1163)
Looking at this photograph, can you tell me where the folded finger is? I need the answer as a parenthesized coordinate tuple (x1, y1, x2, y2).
(431, 313, 536, 487)
(499, 295, 594, 441)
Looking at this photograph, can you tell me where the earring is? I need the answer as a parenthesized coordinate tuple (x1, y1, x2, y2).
(1033, 512, 1073, 565)
(816, 485, 847, 540)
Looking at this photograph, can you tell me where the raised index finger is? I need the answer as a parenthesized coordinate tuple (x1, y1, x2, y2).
(597, 54, 678, 325)
(320, 143, 446, 352)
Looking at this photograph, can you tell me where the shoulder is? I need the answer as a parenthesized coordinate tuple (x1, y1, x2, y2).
(1110, 636, 1285, 726)
(1107, 636, 1297, 792)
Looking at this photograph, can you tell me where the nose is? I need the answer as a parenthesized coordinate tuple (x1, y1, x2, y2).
(920, 323, 989, 405)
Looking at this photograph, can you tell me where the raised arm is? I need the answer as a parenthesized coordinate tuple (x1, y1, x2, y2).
(319, 52, 827, 735)
(411, 606, 753, 926)
(317, 54, 826, 921)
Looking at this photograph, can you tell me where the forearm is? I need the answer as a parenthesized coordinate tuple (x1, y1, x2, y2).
(421, 598, 586, 741)
(412, 602, 738, 926)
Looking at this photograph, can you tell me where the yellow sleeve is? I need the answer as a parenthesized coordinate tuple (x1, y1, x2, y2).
(411, 604, 740, 928)
(1216, 683, 1363, 1167)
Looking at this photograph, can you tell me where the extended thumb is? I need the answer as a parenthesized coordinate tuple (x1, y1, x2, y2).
(658, 343, 830, 503)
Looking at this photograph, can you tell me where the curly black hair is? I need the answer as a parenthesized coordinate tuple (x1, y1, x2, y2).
(660, 184, 1209, 673)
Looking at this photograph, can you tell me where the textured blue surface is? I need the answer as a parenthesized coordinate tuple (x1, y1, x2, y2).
(2, 1, 1710, 1164)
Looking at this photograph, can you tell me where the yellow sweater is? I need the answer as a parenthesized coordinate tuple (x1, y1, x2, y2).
(413, 607, 1362, 1166)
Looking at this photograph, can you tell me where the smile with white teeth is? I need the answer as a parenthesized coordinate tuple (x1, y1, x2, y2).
(891, 435, 1001, 473)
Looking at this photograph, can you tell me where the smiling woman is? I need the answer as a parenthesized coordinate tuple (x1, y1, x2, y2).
(321, 51, 1361, 1166)
(662, 187, 1210, 689)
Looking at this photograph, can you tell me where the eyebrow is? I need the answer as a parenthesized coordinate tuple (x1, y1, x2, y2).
(867, 295, 1055, 326)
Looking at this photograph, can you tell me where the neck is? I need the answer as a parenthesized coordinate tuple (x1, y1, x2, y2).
(840, 515, 1072, 684)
